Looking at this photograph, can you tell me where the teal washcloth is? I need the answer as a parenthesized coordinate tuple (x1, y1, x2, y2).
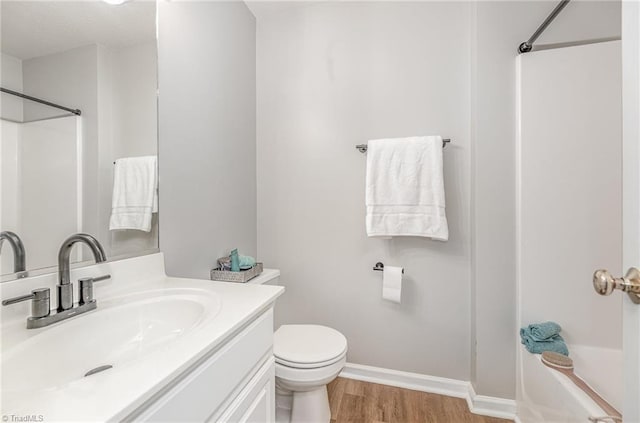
(239, 255, 256, 270)
(526, 321, 562, 341)
(520, 328, 569, 356)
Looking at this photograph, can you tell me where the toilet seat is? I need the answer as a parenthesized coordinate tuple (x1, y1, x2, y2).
(275, 353, 345, 369)
(274, 324, 348, 369)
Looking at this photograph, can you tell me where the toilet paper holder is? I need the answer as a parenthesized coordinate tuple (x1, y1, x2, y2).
(373, 262, 404, 274)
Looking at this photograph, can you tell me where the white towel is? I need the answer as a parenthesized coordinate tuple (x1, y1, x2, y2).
(109, 156, 158, 232)
(365, 136, 448, 240)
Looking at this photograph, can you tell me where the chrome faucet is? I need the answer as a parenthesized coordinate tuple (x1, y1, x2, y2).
(57, 233, 106, 311)
(0, 231, 27, 275)
(2, 233, 110, 329)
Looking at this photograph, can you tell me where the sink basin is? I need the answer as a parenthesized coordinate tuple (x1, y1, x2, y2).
(1, 288, 221, 394)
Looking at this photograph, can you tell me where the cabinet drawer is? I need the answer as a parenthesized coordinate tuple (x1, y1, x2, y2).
(213, 358, 275, 423)
(132, 308, 274, 422)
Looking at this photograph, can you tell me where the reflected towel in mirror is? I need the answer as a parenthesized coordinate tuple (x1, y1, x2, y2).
(109, 156, 158, 232)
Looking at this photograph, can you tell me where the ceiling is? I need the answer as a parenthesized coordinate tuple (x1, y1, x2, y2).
(245, 1, 320, 20)
(1, 0, 156, 60)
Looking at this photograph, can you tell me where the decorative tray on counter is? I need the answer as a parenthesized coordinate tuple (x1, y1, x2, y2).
(210, 263, 264, 283)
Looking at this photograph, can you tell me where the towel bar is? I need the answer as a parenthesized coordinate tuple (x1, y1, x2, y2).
(356, 138, 450, 153)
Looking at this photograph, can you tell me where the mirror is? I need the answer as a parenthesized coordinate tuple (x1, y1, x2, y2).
(0, 1, 158, 281)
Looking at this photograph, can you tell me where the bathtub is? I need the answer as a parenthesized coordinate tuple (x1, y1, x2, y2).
(517, 345, 623, 423)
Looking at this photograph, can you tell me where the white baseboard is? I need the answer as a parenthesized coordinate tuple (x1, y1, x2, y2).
(466, 382, 518, 420)
(339, 362, 470, 398)
(339, 363, 517, 421)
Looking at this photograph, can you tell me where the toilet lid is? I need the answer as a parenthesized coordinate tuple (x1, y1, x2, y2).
(274, 325, 347, 368)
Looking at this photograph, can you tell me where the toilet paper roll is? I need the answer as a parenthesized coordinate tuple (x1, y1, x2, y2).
(382, 266, 403, 303)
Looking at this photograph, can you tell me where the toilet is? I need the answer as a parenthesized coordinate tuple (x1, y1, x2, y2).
(273, 324, 347, 423)
(246, 270, 347, 423)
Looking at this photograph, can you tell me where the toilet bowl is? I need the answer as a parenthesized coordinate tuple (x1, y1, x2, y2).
(244, 271, 348, 422)
(274, 324, 347, 423)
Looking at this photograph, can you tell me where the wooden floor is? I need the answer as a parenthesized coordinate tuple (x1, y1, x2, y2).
(327, 378, 512, 423)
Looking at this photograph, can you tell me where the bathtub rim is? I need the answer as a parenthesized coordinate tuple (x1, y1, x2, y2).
(517, 344, 621, 422)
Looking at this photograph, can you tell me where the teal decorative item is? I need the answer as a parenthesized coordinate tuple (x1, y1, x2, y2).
(520, 325, 569, 356)
(526, 321, 562, 341)
(230, 249, 240, 272)
(239, 255, 256, 270)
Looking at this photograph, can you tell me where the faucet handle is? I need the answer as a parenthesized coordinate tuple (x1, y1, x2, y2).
(2, 288, 51, 319)
(92, 274, 111, 283)
(79, 274, 111, 305)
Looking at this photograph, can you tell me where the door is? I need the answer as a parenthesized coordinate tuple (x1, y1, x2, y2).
(594, 3, 640, 421)
(622, 2, 640, 421)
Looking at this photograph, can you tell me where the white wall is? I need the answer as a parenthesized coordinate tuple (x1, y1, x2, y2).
(98, 42, 158, 258)
(0, 122, 20, 275)
(1, 53, 24, 122)
(20, 117, 80, 271)
(22, 45, 100, 265)
(0, 53, 23, 274)
(158, 1, 257, 278)
(518, 41, 622, 349)
(472, 0, 532, 400)
(257, 2, 472, 381)
(110, 42, 157, 160)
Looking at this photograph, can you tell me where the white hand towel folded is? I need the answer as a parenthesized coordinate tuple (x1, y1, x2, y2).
(109, 155, 158, 232)
(365, 136, 448, 240)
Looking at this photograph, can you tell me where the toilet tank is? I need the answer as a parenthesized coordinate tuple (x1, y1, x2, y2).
(245, 269, 282, 332)
(246, 268, 280, 285)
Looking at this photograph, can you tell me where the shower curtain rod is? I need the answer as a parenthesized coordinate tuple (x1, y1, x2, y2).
(518, 0, 571, 54)
(0, 87, 82, 116)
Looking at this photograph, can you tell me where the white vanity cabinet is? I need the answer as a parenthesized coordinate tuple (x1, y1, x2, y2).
(0, 254, 284, 422)
(131, 308, 276, 423)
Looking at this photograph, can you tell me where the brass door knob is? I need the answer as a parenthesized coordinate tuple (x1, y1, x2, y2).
(593, 268, 640, 304)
